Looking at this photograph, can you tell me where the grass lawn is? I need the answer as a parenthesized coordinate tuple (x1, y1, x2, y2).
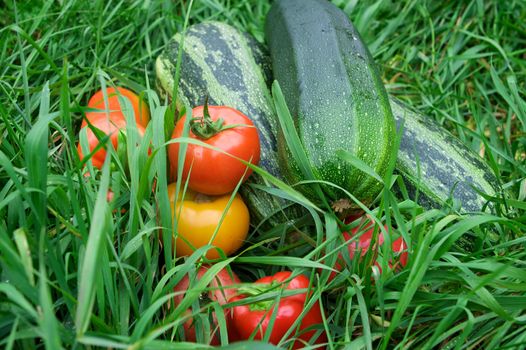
(1, 0, 525, 349)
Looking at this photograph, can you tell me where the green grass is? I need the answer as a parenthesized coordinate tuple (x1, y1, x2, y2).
(1, 0, 525, 349)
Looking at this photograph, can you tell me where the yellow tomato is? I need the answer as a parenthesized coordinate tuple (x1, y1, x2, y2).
(167, 183, 249, 259)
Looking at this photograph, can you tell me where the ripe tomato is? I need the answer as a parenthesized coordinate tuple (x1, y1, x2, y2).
(168, 104, 260, 195)
(173, 265, 240, 344)
(168, 183, 249, 259)
(327, 216, 408, 282)
(87, 87, 150, 127)
(77, 113, 146, 169)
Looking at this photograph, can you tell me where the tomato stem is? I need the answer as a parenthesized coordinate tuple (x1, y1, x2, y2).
(189, 96, 253, 139)
(193, 192, 214, 203)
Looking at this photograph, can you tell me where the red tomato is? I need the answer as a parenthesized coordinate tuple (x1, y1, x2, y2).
(173, 265, 241, 345)
(168, 105, 260, 195)
(327, 217, 408, 281)
(87, 87, 150, 127)
(77, 113, 146, 169)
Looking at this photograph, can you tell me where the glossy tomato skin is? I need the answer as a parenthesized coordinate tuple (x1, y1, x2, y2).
(173, 265, 240, 345)
(168, 105, 260, 195)
(228, 271, 326, 349)
(168, 183, 249, 259)
(327, 217, 408, 282)
(77, 113, 146, 169)
(87, 87, 150, 127)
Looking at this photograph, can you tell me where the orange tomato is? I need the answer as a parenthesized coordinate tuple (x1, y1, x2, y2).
(77, 113, 146, 169)
(87, 87, 150, 128)
(167, 183, 249, 259)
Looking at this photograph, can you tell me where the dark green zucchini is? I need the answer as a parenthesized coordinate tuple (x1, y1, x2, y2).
(265, 0, 396, 208)
(155, 21, 303, 226)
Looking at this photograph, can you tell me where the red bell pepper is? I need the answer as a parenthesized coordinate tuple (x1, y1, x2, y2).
(227, 271, 326, 349)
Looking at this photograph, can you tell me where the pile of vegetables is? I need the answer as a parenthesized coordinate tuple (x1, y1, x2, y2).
(73, 0, 503, 348)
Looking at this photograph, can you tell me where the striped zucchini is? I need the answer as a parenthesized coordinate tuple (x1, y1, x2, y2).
(265, 0, 396, 208)
(155, 21, 303, 226)
(392, 99, 500, 212)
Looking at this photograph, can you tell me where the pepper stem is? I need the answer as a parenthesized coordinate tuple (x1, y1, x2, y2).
(238, 282, 280, 312)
